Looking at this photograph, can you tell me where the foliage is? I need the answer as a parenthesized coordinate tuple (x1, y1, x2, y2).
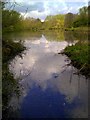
(73, 6, 88, 27)
(2, 34, 25, 118)
(88, 5, 90, 26)
(64, 6, 88, 28)
(64, 42, 90, 77)
(21, 18, 42, 31)
(2, 9, 22, 32)
(2, 1, 89, 32)
(44, 14, 65, 30)
(64, 13, 74, 28)
(1, 1, 43, 32)
(2, 38, 25, 63)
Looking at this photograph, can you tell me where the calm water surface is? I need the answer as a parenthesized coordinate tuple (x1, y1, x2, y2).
(8, 31, 88, 118)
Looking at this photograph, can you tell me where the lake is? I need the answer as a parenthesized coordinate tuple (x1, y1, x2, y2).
(7, 30, 88, 118)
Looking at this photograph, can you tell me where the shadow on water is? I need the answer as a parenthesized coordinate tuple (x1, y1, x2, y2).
(5, 30, 88, 118)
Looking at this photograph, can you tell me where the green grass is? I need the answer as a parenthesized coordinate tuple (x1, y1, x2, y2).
(64, 42, 90, 77)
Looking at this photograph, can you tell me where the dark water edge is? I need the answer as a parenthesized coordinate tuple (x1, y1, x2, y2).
(2, 36, 26, 119)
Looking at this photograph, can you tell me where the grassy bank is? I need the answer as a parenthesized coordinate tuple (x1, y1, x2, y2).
(64, 42, 90, 78)
(2, 38, 25, 118)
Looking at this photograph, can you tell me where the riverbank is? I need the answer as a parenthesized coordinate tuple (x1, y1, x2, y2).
(64, 27, 89, 32)
(2, 38, 25, 118)
(64, 42, 90, 78)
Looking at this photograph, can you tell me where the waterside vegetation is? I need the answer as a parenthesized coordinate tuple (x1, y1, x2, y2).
(64, 42, 89, 78)
(2, 37, 25, 118)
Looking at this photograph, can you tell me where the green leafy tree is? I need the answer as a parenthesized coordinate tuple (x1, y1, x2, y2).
(2, 9, 22, 31)
(73, 6, 88, 27)
(44, 14, 65, 30)
(88, 4, 90, 26)
(64, 13, 74, 28)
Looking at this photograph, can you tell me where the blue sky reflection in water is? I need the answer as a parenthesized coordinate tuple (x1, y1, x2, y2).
(9, 33, 88, 118)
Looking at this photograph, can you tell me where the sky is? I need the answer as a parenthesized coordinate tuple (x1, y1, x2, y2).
(5, 0, 89, 22)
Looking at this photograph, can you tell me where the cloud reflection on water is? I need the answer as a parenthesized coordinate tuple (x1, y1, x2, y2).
(9, 34, 88, 118)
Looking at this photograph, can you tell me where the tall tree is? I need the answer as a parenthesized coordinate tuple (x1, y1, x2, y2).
(64, 13, 74, 28)
(73, 6, 88, 27)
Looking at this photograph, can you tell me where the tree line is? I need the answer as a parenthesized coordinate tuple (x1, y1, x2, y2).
(1, 1, 89, 32)
(1, 1, 42, 32)
(64, 6, 88, 28)
(44, 5, 89, 29)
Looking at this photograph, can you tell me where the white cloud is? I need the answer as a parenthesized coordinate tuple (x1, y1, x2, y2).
(7, 0, 89, 3)
(24, 9, 50, 21)
(6, 0, 89, 21)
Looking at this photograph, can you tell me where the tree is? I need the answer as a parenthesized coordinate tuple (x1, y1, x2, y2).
(44, 14, 65, 30)
(0, 1, 5, 9)
(2, 9, 21, 31)
(73, 6, 88, 27)
(64, 13, 74, 28)
(88, 5, 90, 26)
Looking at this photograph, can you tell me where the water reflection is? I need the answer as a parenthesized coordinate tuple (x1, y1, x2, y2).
(9, 31, 88, 118)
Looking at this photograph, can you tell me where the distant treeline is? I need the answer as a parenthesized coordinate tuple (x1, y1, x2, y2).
(1, 1, 90, 32)
(44, 5, 89, 30)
